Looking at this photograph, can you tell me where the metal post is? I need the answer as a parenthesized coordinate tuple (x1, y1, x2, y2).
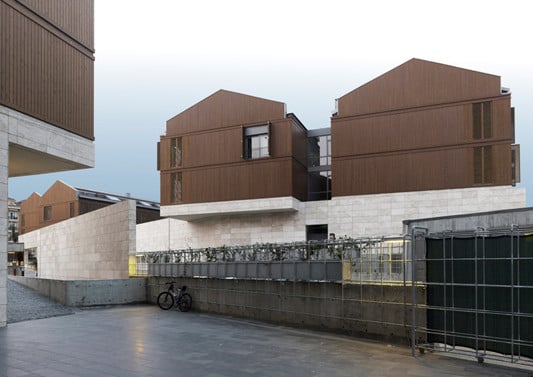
(410, 227, 428, 357)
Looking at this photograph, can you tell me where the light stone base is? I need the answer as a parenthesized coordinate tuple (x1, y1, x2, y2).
(0, 105, 95, 326)
(19, 200, 135, 280)
(137, 186, 527, 252)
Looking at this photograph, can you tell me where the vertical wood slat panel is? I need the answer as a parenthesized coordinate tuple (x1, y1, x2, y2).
(0, 0, 94, 140)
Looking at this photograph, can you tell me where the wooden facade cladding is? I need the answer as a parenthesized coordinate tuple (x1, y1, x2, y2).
(336, 58, 502, 117)
(19, 180, 160, 234)
(332, 144, 512, 197)
(19, 180, 77, 234)
(166, 89, 286, 135)
(331, 59, 516, 197)
(160, 90, 308, 206)
(18, 0, 94, 49)
(0, 0, 94, 140)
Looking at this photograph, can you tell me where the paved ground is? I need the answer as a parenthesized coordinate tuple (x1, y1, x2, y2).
(7, 279, 76, 324)
(1, 303, 532, 377)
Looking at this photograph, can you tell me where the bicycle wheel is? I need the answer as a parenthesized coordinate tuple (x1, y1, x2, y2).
(157, 291, 174, 310)
(178, 293, 192, 312)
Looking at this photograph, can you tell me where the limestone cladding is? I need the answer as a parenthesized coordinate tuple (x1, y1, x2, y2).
(1, 105, 94, 170)
(138, 186, 526, 252)
(19, 200, 135, 280)
(0, 125, 8, 326)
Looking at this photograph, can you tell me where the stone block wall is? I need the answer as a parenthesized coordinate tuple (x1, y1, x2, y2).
(137, 186, 526, 252)
(20, 200, 135, 280)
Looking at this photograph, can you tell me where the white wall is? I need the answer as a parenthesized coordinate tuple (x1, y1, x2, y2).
(137, 186, 527, 252)
(20, 200, 135, 280)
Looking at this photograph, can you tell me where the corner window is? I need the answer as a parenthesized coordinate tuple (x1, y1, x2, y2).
(243, 124, 270, 159)
(43, 206, 52, 221)
(170, 172, 182, 203)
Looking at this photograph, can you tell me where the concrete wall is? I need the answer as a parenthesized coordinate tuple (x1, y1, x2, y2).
(10, 276, 146, 306)
(147, 277, 426, 343)
(404, 207, 533, 234)
(138, 186, 526, 251)
(20, 200, 135, 280)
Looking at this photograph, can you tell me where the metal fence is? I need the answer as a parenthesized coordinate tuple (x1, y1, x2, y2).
(133, 236, 410, 284)
(135, 226, 533, 368)
(412, 225, 533, 367)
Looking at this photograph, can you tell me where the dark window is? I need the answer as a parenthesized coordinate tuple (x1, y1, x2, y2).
(308, 171, 332, 201)
(306, 224, 328, 241)
(69, 202, 75, 218)
(473, 146, 493, 184)
(307, 132, 332, 201)
(243, 124, 269, 159)
(473, 101, 492, 139)
(43, 206, 52, 221)
(170, 172, 182, 203)
(511, 144, 520, 185)
(170, 137, 182, 167)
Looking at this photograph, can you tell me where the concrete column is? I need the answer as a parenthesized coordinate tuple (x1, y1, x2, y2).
(0, 116, 8, 327)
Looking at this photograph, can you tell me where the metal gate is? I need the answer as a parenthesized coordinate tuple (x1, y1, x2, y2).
(412, 226, 533, 366)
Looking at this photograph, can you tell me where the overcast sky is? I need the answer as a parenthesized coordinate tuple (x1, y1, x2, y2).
(8, 0, 533, 205)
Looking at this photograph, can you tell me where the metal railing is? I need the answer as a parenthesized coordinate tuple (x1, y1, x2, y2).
(133, 236, 411, 284)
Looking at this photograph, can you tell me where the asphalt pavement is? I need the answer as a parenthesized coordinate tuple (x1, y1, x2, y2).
(2, 279, 532, 377)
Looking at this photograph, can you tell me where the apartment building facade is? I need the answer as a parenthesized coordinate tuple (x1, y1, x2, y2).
(19, 180, 160, 235)
(0, 0, 95, 326)
(149, 59, 525, 251)
(7, 197, 19, 242)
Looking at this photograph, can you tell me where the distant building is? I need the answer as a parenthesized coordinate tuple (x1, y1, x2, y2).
(19, 180, 160, 235)
(1, 0, 95, 326)
(7, 197, 20, 242)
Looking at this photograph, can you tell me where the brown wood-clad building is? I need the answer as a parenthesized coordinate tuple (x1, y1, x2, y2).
(19, 180, 160, 234)
(331, 58, 518, 197)
(159, 59, 519, 209)
(0, 0, 94, 140)
(159, 90, 308, 205)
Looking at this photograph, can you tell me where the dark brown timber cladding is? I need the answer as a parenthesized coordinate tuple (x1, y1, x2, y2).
(331, 59, 515, 197)
(166, 89, 285, 135)
(160, 90, 308, 205)
(160, 119, 302, 204)
(0, 0, 94, 140)
(337, 58, 501, 116)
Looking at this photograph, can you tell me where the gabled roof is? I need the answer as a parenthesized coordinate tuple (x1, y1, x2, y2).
(74, 186, 160, 210)
(20, 180, 160, 211)
(336, 58, 504, 117)
(166, 89, 287, 135)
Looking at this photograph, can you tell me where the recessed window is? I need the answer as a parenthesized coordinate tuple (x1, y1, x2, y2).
(243, 124, 270, 159)
(170, 137, 182, 167)
(473, 101, 492, 139)
(43, 206, 52, 221)
(70, 202, 75, 218)
(473, 146, 493, 184)
(306, 224, 328, 241)
(170, 172, 182, 203)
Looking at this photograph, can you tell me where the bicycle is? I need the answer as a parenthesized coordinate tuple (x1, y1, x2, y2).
(157, 282, 192, 312)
